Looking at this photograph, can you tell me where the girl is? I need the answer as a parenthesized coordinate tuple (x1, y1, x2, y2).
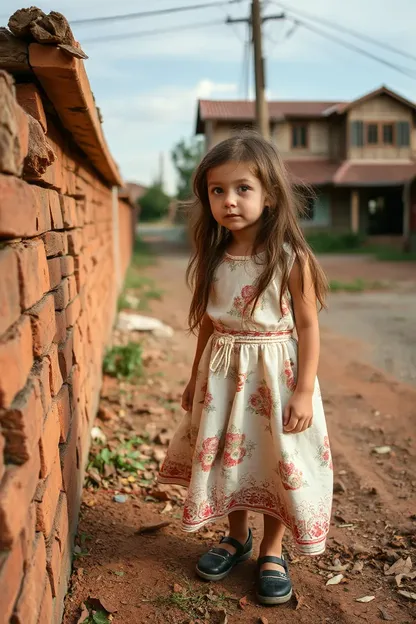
(159, 132, 333, 606)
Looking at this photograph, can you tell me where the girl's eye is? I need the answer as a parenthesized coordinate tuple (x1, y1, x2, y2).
(212, 187, 223, 195)
(239, 185, 250, 193)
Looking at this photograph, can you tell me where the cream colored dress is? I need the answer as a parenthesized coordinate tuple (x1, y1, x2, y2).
(159, 246, 333, 556)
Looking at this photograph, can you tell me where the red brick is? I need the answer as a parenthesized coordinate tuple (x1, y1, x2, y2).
(65, 296, 80, 329)
(67, 229, 82, 255)
(53, 278, 70, 311)
(60, 419, 80, 521)
(11, 533, 47, 624)
(60, 195, 77, 228)
(55, 384, 71, 443)
(47, 257, 61, 290)
(58, 329, 73, 381)
(54, 493, 69, 555)
(0, 247, 21, 336)
(35, 454, 62, 538)
(36, 357, 52, 413)
(0, 379, 43, 464)
(42, 232, 67, 258)
(45, 343, 63, 397)
(49, 190, 63, 230)
(53, 309, 67, 345)
(0, 535, 24, 624)
(27, 294, 56, 358)
(22, 503, 37, 564)
(60, 255, 74, 277)
(0, 451, 41, 549)
(32, 185, 52, 234)
(72, 322, 83, 366)
(67, 274, 78, 302)
(39, 402, 60, 478)
(14, 239, 50, 311)
(46, 531, 60, 598)
(16, 83, 47, 133)
(0, 175, 36, 239)
(0, 316, 33, 409)
(37, 580, 53, 624)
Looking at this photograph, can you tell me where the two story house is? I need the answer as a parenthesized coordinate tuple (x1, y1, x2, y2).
(195, 86, 416, 248)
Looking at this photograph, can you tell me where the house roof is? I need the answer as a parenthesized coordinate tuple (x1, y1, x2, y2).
(333, 161, 416, 186)
(196, 99, 342, 132)
(196, 86, 416, 133)
(284, 160, 339, 186)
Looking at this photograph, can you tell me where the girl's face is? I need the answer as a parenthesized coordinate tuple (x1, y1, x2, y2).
(207, 161, 267, 233)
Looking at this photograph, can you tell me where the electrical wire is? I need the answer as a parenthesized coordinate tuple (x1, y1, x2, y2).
(82, 18, 225, 44)
(293, 17, 416, 81)
(71, 0, 245, 27)
(272, 0, 416, 64)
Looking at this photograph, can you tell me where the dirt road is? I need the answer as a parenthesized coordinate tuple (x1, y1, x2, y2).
(64, 245, 416, 624)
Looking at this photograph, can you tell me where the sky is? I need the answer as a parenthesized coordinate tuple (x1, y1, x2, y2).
(2, 0, 416, 193)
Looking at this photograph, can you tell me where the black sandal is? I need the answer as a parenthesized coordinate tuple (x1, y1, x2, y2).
(196, 530, 253, 581)
(256, 555, 293, 605)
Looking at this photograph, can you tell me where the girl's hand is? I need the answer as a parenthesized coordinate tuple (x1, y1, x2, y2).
(283, 390, 313, 434)
(182, 377, 196, 411)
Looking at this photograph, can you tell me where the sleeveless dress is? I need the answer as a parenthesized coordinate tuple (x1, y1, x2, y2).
(159, 246, 333, 556)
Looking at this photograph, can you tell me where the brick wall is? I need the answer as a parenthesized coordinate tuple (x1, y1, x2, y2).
(0, 22, 135, 624)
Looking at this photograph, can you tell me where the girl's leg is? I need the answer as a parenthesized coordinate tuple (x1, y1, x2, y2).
(259, 514, 286, 572)
(220, 510, 249, 554)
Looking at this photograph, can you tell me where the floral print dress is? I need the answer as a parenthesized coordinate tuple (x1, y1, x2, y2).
(159, 246, 333, 556)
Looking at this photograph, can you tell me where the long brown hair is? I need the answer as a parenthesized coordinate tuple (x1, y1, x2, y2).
(186, 130, 328, 332)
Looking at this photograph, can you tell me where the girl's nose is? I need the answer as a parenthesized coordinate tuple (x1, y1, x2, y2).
(224, 193, 237, 208)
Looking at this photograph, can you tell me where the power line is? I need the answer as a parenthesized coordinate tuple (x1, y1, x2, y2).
(82, 18, 225, 44)
(272, 1, 416, 64)
(71, 0, 245, 27)
(293, 17, 416, 81)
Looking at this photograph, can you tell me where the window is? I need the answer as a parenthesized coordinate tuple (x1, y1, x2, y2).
(397, 121, 410, 147)
(350, 120, 364, 146)
(291, 124, 308, 148)
(383, 124, 394, 145)
(367, 123, 378, 144)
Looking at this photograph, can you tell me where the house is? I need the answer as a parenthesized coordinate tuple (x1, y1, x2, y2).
(195, 86, 416, 248)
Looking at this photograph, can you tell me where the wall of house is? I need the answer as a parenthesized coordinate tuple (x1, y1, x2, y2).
(273, 120, 330, 158)
(210, 121, 254, 147)
(348, 95, 413, 160)
(331, 188, 352, 231)
(0, 63, 133, 624)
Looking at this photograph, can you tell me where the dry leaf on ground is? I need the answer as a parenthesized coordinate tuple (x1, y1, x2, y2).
(398, 590, 416, 601)
(384, 556, 412, 576)
(135, 521, 171, 534)
(326, 574, 344, 585)
(238, 596, 248, 610)
(356, 596, 375, 603)
(378, 606, 394, 621)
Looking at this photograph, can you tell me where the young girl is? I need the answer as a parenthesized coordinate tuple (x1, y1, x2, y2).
(159, 132, 333, 605)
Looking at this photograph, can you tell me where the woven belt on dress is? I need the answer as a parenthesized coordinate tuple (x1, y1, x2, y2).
(209, 330, 293, 377)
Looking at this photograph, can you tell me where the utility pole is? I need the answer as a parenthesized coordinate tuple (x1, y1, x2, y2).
(227, 2, 285, 139)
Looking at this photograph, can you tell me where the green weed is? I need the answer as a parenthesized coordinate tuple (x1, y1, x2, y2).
(329, 278, 384, 292)
(103, 343, 143, 380)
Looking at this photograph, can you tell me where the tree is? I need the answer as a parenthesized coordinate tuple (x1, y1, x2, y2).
(138, 183, 170, 222)
(171, 136, 204, 201)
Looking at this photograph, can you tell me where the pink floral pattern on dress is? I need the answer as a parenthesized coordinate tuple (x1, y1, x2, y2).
(279, 452, 308, 490)
(283, 359, 296, 391)
(316, 436, 333, 470)
(197, 436, 220, 472)
(223, 431, 247, 468)
(228, 285, 259, 318)
(248, 380, 276, 420)
(199, 382, 216, 413)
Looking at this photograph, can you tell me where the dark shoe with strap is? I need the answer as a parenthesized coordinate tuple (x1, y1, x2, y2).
(196, 530, 253, 581)
(256, 555, 293, 605)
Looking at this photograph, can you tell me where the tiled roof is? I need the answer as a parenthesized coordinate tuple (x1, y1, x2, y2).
(284, 160, 339, 186)
(333, 161, 416, 186)
(198, 99, 341, 123)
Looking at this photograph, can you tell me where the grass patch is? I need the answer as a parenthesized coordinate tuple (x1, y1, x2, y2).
(153, 580, 236, 620)
(87, 435, 148, 478)
(307, 232, 365, 254)
(329, 278, 384, 292)
(103, 342, 143, 379)
(132, 236, 154, 268)
(368, 247, 416, 262)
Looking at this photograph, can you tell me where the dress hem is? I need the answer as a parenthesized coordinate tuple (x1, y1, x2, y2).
(158, 476, 327, 556)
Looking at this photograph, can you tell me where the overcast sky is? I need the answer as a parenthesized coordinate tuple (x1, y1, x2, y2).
(2, 1, 416, 193)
